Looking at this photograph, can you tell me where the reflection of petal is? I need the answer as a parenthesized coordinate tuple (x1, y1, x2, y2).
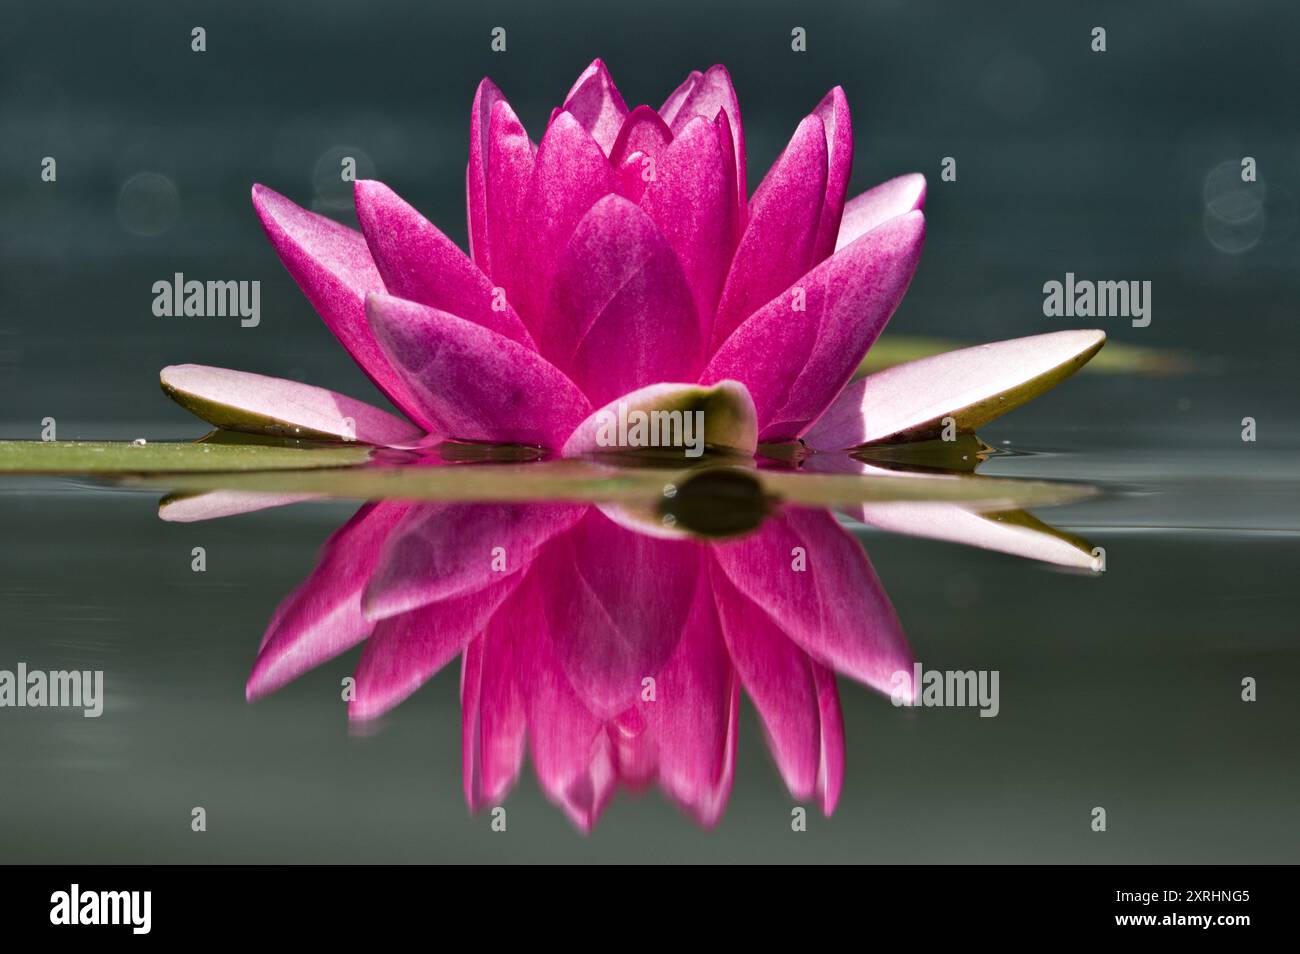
(518, 572, 618, 833)
(809, 454, 1100, 569)
(247, 502, 410, 700)
(712, 506, 913, 698)
(639, 574, 738, 827)
(541, 509, 701, 718)
(811, 663, 845, 814)
(713, 564, 841, 812)
(159, 490, 323, 523)
(804, 329, 1106, 450)
(462, 601, 528, 812)
(855, 504, 1101, 571)
(362, 502, 586, 621)
(350, 580, 519, 721)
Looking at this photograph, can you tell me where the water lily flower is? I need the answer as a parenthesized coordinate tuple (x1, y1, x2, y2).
(247, 497, 912, 830)
(159, 60, 1104, 456)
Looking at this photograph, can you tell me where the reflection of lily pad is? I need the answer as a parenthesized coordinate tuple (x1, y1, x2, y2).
(1, 438, 1096, 512)
(119, 457, 1094, 511)
(851, 434, 993, 474)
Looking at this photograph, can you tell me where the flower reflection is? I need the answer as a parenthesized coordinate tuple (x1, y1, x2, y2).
(249, 493, 909, 829)
(242, 462, 1096, 831)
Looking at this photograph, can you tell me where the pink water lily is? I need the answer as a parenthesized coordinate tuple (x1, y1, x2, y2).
(248, 498, 913, 830)
(160, 59, 1104, 453)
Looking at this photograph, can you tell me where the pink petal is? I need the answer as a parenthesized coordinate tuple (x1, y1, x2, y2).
(364, 292, 591, 448)
(712, 564, 822, 802)
(803, 329, 1106, 449)
(539, 509, 702, 719)
(518, 579, 619, 832)
(547, 194, 704, 406)
(517, 111, 615, 331)
(610, 707, 659, 790)
(806, 456, 1100, 569)
(703, 210, 926, 441)
(362, 502, 587, 621)
(614, 151, 654, 204)
(353, 180, 534, 348)
(642, 576, 738, 827)
(711, 506, 914, 697)
(609, 105, 673, 171)
(250, 184, 431, 428)
(561, 58, 630, 155)
(711, 114, 827, 348)
(836, 173, 927, 252)
(246, 502, 410, 701)
(659, 65, 746, 221)
(854, 501, 1103, 570)
(811, 87, 854, 264)
(641, 115, 738, 323)
(608, 105, 672, 206)
(160, 364, 423, 445)
(483, 99, 537, 295)
(467, 78, 504, 273)
(561, 380, 757, 459)
(713, 108, 745, 243)
(462, 611, 528, 812)
(811, 663, 845, 814)
(349, 583, 516, 722)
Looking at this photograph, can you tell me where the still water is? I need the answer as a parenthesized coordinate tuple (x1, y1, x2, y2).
(1, 414, 1296, 863)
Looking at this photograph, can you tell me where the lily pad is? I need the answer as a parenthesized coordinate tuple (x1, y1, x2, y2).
(0, 439, 371, 473)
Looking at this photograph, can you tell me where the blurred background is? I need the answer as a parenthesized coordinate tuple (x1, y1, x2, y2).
(1, 1, 1297, 863)
(2, 0, 1298, 441)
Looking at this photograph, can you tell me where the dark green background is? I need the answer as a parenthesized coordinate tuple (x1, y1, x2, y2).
(3, 0, 1298, 438)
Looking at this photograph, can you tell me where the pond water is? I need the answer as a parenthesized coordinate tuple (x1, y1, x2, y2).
(2, 409, 1296, 863)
